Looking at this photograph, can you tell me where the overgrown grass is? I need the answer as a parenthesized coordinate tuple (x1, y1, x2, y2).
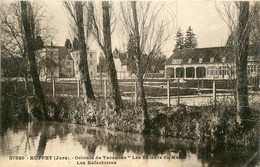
(1, 80, 259, 150)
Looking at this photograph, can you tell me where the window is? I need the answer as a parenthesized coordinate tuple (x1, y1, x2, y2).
(172, 59, 182, 64)
(166, 68, 174, 78)
(66, 62, 70, 66)
(219, 66, 227, 77)
(66, 68, 72, 73)
(197, 67, 206, 78)
(231, 66, 236, 76)
(248, 65, 256, 76)
(207, 66, 218, 76)
(248, 56, 258, 61)
(90, 53, 93, 58)
(176, 68, 184, 78)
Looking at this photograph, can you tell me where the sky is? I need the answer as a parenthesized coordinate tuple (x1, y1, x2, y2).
(43, 1, 231, 58)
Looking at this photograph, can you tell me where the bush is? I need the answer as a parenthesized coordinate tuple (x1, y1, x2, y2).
(149, 100, 259, 148)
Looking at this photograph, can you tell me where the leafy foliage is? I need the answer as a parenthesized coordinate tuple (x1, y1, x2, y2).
(126, 34, 167, 73)
(184, 26, 198, 49)
(174, 26, 198, 52)
(174, 28, 184, 51)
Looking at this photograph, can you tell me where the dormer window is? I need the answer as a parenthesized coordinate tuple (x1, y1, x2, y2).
(210, 58, 214, 63)
(199, 58, 203, 63)
(172, 59, 182, 64)
(188, 59, 192, 63)
(222, 57, 226, 63)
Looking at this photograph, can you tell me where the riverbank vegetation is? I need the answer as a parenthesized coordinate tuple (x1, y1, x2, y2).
(2, 80, 258, 150)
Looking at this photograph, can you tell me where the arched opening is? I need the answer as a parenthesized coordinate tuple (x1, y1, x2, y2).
(176, 67, 184, 78)
(197, 67, 206, 78)
(186, 67, 195, 78)
(166, 68, 174, 78)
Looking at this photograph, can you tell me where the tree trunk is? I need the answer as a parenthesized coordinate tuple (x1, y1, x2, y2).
(136, 61, 149, 133)
(102, 2, 123, 109)
(75, 1, 95, 102)
(236, 2, 250, 118)
(131, 1, 150, 134)
(21, 1, 47, 120)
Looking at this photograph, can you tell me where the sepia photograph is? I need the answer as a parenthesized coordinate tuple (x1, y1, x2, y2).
(0, 0, 259, 167)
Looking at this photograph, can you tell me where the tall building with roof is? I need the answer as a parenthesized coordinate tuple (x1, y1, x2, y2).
(36, 46, 75, 80)
(36, 46, 60, 80)
(69, 50, 97, 79)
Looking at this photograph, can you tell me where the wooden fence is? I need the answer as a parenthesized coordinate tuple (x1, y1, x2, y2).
(47, 78, 220, 107)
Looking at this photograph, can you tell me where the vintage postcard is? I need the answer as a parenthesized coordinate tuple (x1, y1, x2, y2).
(0, 0, 259, 167)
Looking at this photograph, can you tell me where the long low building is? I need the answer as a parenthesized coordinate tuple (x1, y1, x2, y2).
(165, 46, 260, 85)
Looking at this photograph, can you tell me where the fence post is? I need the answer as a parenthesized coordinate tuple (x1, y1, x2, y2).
(213, 80, 216, 108)
(167, 79, 170, 107)
(198, 77, 200, 92)
(104, 80, 107, 100)
(135, 80, 138, 106)
(77, 80, 80, 98)
(177, 78, 180, 106)
(62, 80, 64, 96)
(52, 79, 55, 97)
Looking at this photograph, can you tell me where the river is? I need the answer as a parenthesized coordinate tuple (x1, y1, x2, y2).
(0, 121, 258, 167)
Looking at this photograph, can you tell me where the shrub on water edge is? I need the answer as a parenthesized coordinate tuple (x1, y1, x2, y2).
(149, 97, 259, 148)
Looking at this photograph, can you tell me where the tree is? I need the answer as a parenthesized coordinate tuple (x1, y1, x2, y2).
(63, 1, 95, 102)
(225, 3, 260, 47)
(20, 1, 48, 119)
(37, 55, 58, 81)
(184, 26, 198, 49)
(174, 28, 184, 51)
(235, 2, 250, 117)
(1, 54, 27, 78)
(126, 34, 138, 74)
(216, 2, 257, 118)
(1, 2, 29, 89)
(121, 1, 174, 133)
(126, 35, 166, 73)
(249, 2, 260, 46)
(88, 2, 123, 109)
(148, 52, 167, 73)
(1, 1, 54, 93)
(72, 37, 79, 50)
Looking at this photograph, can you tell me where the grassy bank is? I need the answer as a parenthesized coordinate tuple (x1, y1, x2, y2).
(1, 80, 259, 150)
(25, 95, 258, 149)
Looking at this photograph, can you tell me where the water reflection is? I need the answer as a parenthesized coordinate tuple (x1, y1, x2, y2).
(0, 121, 258, 167)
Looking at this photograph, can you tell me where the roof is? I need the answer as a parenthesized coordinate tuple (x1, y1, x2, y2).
(58, 47, 73, 60)
(38, 46, 73, 60)
(165, 46, 260, 65)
